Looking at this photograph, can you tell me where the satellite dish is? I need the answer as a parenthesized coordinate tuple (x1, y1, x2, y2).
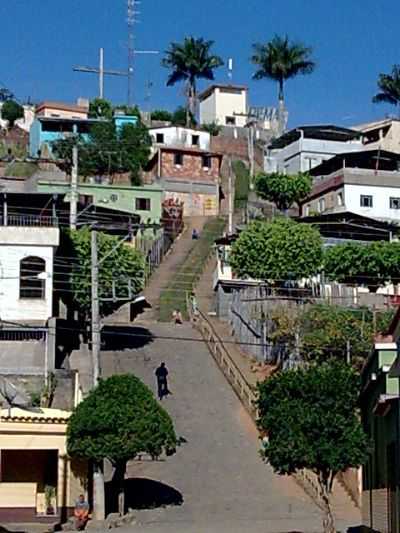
(0, 377, 31, 408)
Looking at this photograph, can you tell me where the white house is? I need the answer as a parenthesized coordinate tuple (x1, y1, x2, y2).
(198, 84, 248, 127)
(0, 224, 59, 323)
(300, 149, 400, 223)
(0, 104, 35, 132)
(353, 118, 400, 154)
(264, 125, 363, 174)
(149, 126, 211, 151)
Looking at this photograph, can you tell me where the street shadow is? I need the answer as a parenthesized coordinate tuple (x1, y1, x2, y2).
(101, 326, 154, 351)
(105, 477, 183, 515)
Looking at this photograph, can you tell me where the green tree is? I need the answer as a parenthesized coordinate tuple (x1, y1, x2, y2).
(67, 374, 177, 517)
(267, 303, 395, 370)
(88, 98, 113, 120)
(171, 106, 196, 127)
(251, 34, 315, 105)
(151, 109, 173, 122)
(1, 99, 24, 128)
(201, 122, 222, 136)
(372, 65, 400, 111)
(52, 119, 151, 184)
(323, 241, 400, 290)
(66, 227, 145, 320)
(230, 218, 322, 281)
(162, 36, 224, 126)
(300, 304, 394, 369)
(118, 121, 152, 185)
(257, 361, 368, 533)
(255, 172, 312, 212)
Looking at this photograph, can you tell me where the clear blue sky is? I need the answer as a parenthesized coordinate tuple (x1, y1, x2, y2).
(1, 0, 399, 128)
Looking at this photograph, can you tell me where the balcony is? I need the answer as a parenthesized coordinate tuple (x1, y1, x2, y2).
(2, 214, 58, 227)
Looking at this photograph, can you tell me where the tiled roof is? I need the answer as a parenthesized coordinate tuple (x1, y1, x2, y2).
(0, 407, 71, 423)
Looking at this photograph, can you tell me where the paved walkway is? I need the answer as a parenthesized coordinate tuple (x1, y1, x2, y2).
(96, 218, 360, 532)
(101, 323, 329, 533)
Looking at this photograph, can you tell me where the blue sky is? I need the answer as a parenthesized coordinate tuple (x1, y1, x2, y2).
(1, 0, 399, 128)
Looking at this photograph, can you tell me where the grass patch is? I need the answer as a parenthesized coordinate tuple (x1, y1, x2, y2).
(5, 161, 38, 178)
(159, 217, 226, 322)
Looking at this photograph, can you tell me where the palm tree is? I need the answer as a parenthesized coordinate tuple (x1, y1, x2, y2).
(373, 65, 400, 112)
(251, 35, 315, 106)
(162, 37, 224, 127)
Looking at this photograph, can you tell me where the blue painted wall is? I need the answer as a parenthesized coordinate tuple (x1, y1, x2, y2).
(30, 114, 139, 157)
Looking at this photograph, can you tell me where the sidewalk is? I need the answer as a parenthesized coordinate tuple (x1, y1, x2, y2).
(194, 254, 362, 528)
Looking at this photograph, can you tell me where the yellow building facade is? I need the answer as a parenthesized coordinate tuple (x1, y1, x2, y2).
(0, 407, 87, 523)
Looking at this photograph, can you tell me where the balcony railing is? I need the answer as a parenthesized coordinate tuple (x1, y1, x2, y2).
(2, 214, 58, 227)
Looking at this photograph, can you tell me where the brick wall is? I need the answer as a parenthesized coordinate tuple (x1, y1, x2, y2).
(161, 150, 220, 182)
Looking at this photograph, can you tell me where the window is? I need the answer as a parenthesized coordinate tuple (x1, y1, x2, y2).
(202, 155, 212, 169)
(110, 194, 118, 202)
(337, 192, 344, 206)
(20, 256, 46, 299)
(156, 133, 164, 144)
(318, 198, 325, 213)
(135, 198, 151, 211)
(174, 153, 183, 166)
(360, 195, 373, 208)
(390, 197, 400, 209)
(225, 116, 236, 126)
(304, 205, 310, 216)
(191, 135, 199, 146)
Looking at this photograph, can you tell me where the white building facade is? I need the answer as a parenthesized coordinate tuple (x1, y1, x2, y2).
(149, 126, 211, 151)
(199, 84, 248, 127)
(0, 226, 60, 322)
(264, 126, 363, 174)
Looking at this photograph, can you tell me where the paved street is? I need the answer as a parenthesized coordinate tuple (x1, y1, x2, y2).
(100, 322, 358, 533)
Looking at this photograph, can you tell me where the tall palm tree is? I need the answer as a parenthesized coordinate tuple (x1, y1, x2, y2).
(162, 37, 224, 127)
(251, 35, 315, 105)
(373, 65, 400, 112)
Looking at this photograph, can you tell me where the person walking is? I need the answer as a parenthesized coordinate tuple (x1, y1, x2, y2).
(155, 362, 170, 400)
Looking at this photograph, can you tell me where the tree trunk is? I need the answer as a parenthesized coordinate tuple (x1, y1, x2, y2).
(113, 461, 127, 516)
(278, 78, 284, 104)
(186, 82, 192, 128)
(93, 461, 105, 521)
(318, 473, 336, 533)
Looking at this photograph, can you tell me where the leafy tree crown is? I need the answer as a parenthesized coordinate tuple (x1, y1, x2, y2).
(257, 361, 368, 477)
(65, 227, 145, 319)
(1, 100, 24, 128)
(373, 65, 400, 107)
(67, 374, 177, 464)
(255, 172, 312, 211)
(230, 218, 322, 281)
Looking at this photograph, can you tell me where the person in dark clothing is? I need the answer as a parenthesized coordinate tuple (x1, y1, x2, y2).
(155, 362, 170, 400)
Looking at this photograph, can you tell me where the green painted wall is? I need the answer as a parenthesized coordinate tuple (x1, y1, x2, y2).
(38, 181, 163, 223)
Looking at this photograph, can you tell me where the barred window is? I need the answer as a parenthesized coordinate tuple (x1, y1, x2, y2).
(20, 256, 46, 299)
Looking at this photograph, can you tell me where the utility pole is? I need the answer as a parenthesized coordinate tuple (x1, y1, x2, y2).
(73, 48, 127, 99)
(91, 229, 101, 385)
(228, 156, 234, 234)
(90, 228, 104, 520)
(70, 129, 78, 230)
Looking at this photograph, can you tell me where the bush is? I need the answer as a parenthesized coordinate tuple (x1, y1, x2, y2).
(230, 218, 323, 281)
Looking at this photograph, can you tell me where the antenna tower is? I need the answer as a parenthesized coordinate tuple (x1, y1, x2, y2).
(127, 0, 140, 106)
